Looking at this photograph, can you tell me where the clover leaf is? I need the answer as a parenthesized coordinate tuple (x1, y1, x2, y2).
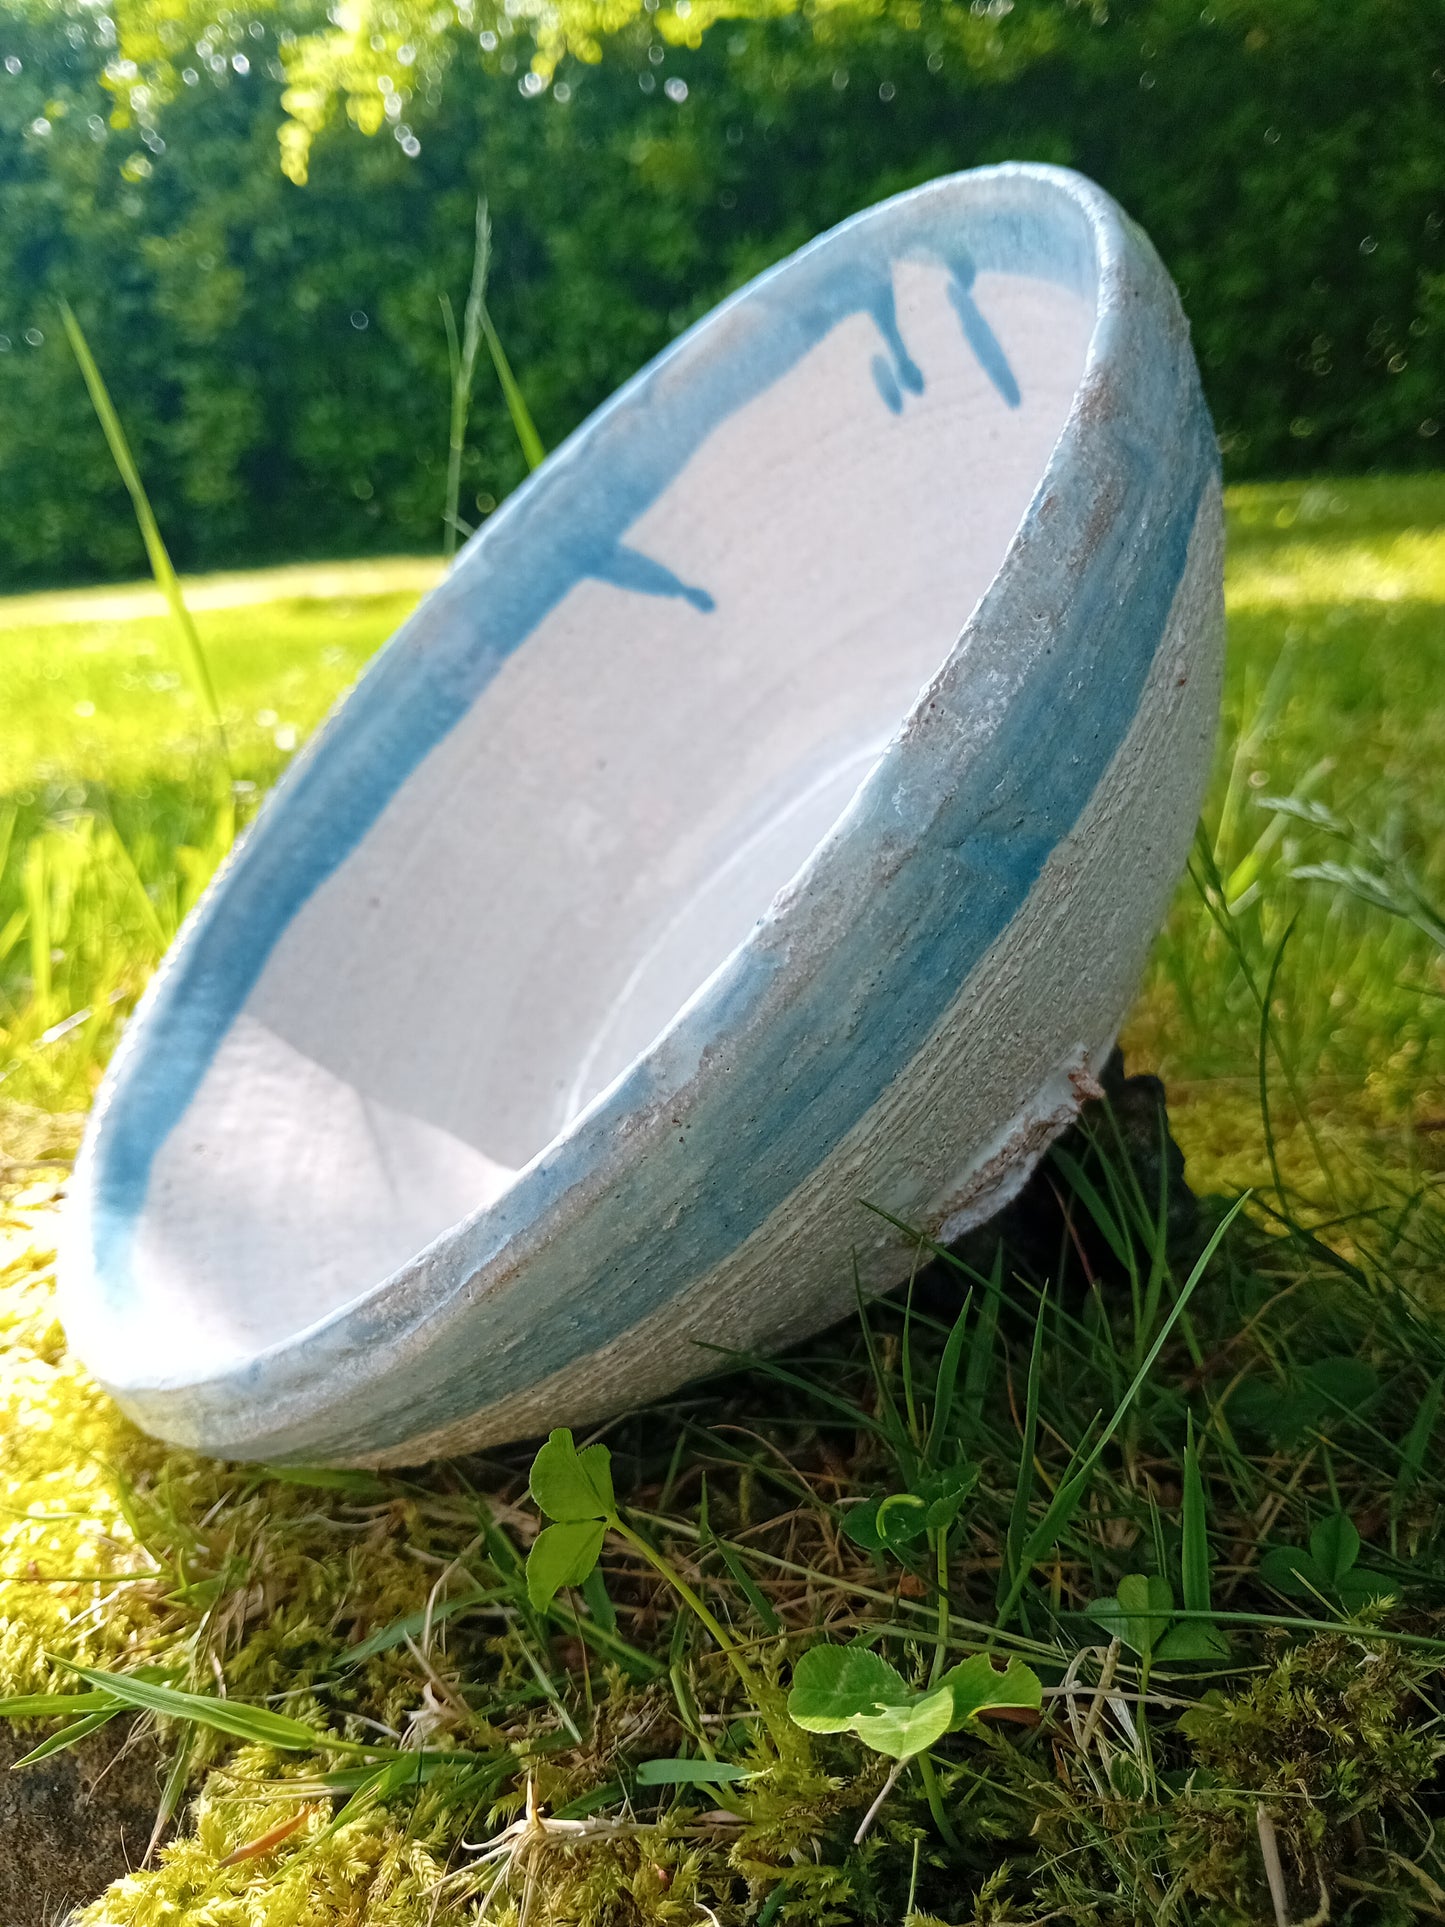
(842, 1464, 979, 1553)
(527, 1520, 608, 1611)
(1090, 1573, 1230, 1663)
(1153, 1619, 1232, 1663)
(938, 1651, 1043, 1726)
(787, 1645, 911, 1733)
(1090, 1573, 1176, 1659)
(529, 1428, 616, 1522)
(1230, 1357, 1379, 1448)
(788, 1643, 1041, 1762)
(1258, 1512, 1395, 1612)
(525, 1429, 617, 1611)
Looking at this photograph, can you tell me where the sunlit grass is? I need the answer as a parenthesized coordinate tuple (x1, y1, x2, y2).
(1130, 477, 1445, 1186)
(0, 575, 434, 1121)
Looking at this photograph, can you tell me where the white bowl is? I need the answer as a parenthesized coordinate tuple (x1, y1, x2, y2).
(62, 164, 1224, 1466)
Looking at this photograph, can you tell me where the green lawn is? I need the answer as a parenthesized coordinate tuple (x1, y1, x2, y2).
(0, 567, 437, 1126)
(3, 478, 1442, 1181)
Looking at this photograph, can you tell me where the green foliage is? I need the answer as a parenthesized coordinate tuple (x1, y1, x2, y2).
(1090, 1574, 1229, 1664)
(529, 1427, 617, 1522)
(1230, 1354, 1380, 1448)
(788, 1646, 1041, 1761)
(1258, 1514, 1397, 1614)
(527, 1520, 607, 1612)
(1, 0, 1443, 584)
(526, 1427, 616, 1611)
(0, 565, 427, 1114)
(842, 1464, 978, 1553)
(1172, 1637, 1440, 1922)
(5, 1010, 1445, 1918)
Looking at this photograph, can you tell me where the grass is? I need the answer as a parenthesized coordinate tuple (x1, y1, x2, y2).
(4, 1091, 1445, 1923)
(0, 571, 436, 1130)
(1, 474, 1444, 1923)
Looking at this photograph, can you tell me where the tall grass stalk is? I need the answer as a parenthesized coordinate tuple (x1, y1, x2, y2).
(441, 197, 545, 559)
(441, 200, 493, 562)
(58, 301, 231, 781)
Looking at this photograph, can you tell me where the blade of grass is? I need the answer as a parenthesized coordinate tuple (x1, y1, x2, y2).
(1181, 1415, 1212, 1616)
(712, 1534, 783, 1636)
(0, 1690, 117, 1718)
(58, 300, 231, 778)
(961, 1248, 1003, 1439)
(1392, 1369, 1444, 1548)
(442, 198, 492, 561)
(10, 1709, 119, 1768)
(997, 1296, 1048, 1617)
(580, 1565, 617, 1633)
(1052, 1147, 1132, 1269)
(145, 1721, 195, 1864)
(997, 1195, 1247, 1625)
(335, 1582, 497, 1667)
(480, 297, 545, 472)
(926, 1289, 972, 1461)
(56, 1662, 351, 1752)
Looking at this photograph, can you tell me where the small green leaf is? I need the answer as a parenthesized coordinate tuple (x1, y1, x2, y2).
(917, 1464, 979, 1532)
(787, 1644, 909, 1734)
(1091, 1574, 1174, 1657)
(845, 1468, 979, 1553)
(526, 1519, 606, 1612)
(1154, 1621, 1231, 1663)
(1233, 1359, 1379, 1448)
(938, 1652, 1043, 1725)
(853, 1683, 956, 1761)
(841, 1501, 887, 1551)
(788, 1644, 1038, 1764)
(635, 1757, 756, 1786)
(1336, 1567, 1397, 1612)
(1257, 1544, 1326, 1598)
(1309, 1513, 1360, 1585)
(1304, 1357, 1379, 1420)
(529, 1429, 615, 1523)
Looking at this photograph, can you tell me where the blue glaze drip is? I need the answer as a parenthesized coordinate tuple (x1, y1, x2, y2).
(867, 281, 925, 398)
(589, 541, 715, 612)
(946, 254, 1021, 408)
(870, 354, 904, 413)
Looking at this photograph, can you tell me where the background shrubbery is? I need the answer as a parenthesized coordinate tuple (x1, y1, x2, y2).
(1, 0, 1442, 585)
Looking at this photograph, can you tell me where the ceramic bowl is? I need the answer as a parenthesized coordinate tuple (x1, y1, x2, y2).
(62, 164, 1224, 1466)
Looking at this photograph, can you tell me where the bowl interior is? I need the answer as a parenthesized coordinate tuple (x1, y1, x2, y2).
(100, 183, 1102, 1376)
